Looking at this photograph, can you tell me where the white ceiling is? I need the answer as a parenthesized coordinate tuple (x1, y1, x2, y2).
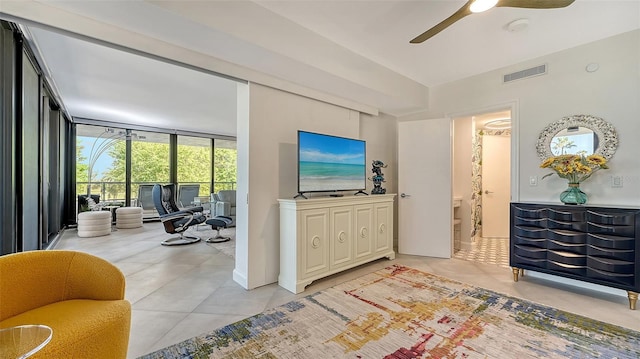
(4, 0, 639, 136)
(257, 0, 639, 86)
(28, 27, 239, 137)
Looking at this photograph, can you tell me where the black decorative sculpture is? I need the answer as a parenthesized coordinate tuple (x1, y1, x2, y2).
(369, 160, 387, 195)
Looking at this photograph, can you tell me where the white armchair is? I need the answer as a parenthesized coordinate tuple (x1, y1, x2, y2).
(211, 190, 236, 226)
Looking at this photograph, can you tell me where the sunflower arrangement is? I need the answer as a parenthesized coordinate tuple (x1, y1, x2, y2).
(540, 154, 608, 184)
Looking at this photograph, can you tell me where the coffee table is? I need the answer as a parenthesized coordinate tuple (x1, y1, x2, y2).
(0, 325, 53, 358)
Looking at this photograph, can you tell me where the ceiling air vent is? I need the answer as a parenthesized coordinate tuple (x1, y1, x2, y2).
(503, 64, 547, 83)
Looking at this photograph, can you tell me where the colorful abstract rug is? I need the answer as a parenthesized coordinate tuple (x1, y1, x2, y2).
(139, 265, 640, 358)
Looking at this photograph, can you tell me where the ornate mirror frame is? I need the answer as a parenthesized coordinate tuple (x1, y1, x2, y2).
(536, 114, 619, 160)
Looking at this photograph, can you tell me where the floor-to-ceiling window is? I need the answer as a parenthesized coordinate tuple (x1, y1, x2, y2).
(20, 48, 41, 251)
(213, 139, 237, 192)
(74, 123, 236, 220)
(0, 22, 16, 254)
(1, 21, 72, 254)
(177, 135, 212, 206)
(75, 124, 127, 215)
(131, 130, 170, 218)
(43, 98, 67, 247)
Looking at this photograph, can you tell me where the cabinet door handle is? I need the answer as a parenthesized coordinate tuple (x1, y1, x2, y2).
(379, 223, 386, 233)
(311, 236, 321, 248)
(338, 231, 346, 243)
(360, 227, 368, 238)
(484, 190, 494, 194)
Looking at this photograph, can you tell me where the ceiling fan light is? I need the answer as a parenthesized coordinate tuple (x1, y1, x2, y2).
(470, 0, 499, 13)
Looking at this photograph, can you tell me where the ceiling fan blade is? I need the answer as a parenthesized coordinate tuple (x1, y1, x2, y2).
(496, 0, 575, 9)
(410, 1, 473, 44)
(410, 0, 574, 44)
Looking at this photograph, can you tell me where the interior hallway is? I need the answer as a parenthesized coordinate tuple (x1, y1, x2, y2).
(53, 222, 639, 358)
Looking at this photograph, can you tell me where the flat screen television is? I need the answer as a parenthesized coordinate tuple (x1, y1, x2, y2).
(297, 130, 366, 196)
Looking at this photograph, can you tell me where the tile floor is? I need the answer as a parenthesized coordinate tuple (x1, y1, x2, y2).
(453, 237, 510, 268)
(53, 222, 640, 358)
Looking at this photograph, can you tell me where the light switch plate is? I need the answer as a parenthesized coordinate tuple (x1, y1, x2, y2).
(529, 176, 537, 186)
(611, 176, 623, 188)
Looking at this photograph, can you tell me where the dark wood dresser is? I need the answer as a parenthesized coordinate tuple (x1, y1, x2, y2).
(510, 202, 640, 309)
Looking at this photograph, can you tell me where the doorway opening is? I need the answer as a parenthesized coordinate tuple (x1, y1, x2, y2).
(452, 110, 511, 267)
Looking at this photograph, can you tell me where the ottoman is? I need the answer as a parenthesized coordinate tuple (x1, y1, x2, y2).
(204, 216, 233, 243)
(77, 211, 112, 238)
(116, 207, 143, 229)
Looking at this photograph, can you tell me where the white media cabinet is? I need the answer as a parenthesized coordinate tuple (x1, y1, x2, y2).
(278, 194, 396, 293)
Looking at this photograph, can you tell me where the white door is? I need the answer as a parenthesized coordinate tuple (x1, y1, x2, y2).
(481, 135, 511, 238)
(398, 119, 452, 258)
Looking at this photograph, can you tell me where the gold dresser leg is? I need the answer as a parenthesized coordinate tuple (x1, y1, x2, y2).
(628, 291, 638, 310)
(519, 268, 524, 277)
(512, 268, 520, 282)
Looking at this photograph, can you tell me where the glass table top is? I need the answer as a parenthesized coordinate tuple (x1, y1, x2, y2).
(0, 325, 53, 359)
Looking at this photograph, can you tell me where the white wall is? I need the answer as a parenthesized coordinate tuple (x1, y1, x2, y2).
(241, 83, 361, 289)
(360, 112, 399, 243)
(425, 30, 640, 206)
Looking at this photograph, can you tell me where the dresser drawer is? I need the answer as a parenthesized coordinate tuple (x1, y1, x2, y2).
(513, 226, 546, 239)
(548, 239, 586, 255)
(514, 217, 546, 228)
(547, 208, 585, 222)
(587, 210, 637, 226)
(587, 257, 635, 274)
(514, 245, 546, 259)
(587, 233, 635, 250)
(548, 250, 586, 266)
(513, 235, 546, 248)
(587, 244, 635, 262)
(511, 254, 546, 269)
(547, 260, 586, 277)
(547, 218, 587, 232)
(587, 222, 635, 237)
(587, 267, 635, 287)
(512, 206, 546, 219)
(547, 229, 586, 244)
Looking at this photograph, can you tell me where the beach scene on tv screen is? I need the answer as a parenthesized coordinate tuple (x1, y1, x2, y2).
(299, 132, 366, 192)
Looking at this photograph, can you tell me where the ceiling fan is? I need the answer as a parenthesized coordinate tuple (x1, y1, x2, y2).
(410, 0, 575, 44)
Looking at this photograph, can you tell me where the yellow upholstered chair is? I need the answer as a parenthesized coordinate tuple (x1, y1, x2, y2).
(0, 250, 131, 358)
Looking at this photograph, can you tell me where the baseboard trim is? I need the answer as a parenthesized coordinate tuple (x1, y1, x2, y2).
(460, 239, 474, 251)
(233, 268, 248, 289)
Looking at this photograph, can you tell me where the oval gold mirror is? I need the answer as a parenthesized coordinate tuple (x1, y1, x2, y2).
(536, 115, 618, 160)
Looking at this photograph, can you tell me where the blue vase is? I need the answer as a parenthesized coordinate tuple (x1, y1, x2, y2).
(560, 183, 587, 205)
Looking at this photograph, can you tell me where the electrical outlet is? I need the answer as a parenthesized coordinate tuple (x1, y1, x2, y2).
(529, 176, 537, 186)
(611, 176, 623, 188)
